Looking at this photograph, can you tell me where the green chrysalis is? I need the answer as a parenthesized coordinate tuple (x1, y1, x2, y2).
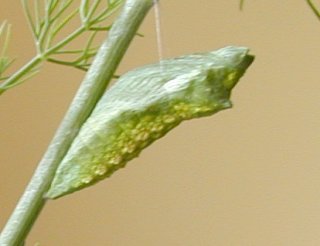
(46, 46, 254, 199)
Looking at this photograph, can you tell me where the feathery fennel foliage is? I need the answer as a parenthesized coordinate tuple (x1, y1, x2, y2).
(0, 0, 124, 95)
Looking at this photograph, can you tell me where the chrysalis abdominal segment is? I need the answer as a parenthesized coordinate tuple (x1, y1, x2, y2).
(46, 46, 254, 199)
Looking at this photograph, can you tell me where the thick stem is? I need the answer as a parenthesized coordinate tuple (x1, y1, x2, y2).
(0, 0, 154, 245)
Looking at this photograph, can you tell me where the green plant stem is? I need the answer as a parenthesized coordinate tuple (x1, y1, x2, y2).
(306, 0, 320, 21)
(0, 0, 154, 245)
(239, 0, 245, 10)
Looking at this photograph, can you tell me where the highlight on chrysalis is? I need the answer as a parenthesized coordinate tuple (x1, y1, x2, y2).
(46, 46, 254, 199)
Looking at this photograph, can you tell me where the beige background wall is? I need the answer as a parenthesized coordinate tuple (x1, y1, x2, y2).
(1, 1, 320, 245)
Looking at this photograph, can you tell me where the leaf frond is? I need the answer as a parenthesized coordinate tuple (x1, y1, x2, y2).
(23, 0, 125, 64)
(0, 0, 126, 95)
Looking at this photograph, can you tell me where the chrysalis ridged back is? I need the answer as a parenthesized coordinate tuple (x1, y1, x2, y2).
(46, 46, 254, 199)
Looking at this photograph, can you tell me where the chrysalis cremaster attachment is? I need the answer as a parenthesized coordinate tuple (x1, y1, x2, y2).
(46, 46, 254, 199)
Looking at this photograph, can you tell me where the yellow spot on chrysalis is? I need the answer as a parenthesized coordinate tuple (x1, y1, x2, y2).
(174, 103, 189, 111)
(163, 115, 176, 124)
(94, 165, 107, 176)
(82, 176, 93, 184)
(136, 132, 149, 141)
(72, 181, 82, 188)
(136, 122, 146, 130)
(202, 106, 213, 112)
(122, 141, 136, 154)
(150, 124, 164, 133)
(109, 155, 122, 165)
(178, 112, 188, 119)
(131, 128, 140, 136)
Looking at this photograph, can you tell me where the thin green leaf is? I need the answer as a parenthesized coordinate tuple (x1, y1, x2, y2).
(79, 0, 90, 22)
(50, 0, 74, 22)
(0, 22, 11, 57)
(0, 58, 15, 76)
(53, 49, 91, 54)
(22, 0, 38, 39)
(306, 0, 320, 21)
(0, 22, 6, 34)
(47, 8, 79, 47)
(89, 26, 111, 31)
(0, 22, 14, 80)
(82, 30, 98, 62)
(47, 58, 88, 71)
(86, 0, 103, 23)
(0, 66, 40, 90)
(240, 0, 245, 10)
(47, 57, 77, 66)
(34, 0, 42, 37)
(92, 1, 123, 23)
(46, 0, 59, 16)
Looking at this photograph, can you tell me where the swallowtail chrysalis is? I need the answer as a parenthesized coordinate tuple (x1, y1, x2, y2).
(46, 46, 254, 199)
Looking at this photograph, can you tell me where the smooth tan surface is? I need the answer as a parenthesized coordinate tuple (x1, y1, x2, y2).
(1, 1, 320, 245)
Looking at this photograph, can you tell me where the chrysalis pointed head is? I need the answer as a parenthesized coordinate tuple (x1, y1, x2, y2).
(175, 50, 254, 117)
(210, 46, 254, 90)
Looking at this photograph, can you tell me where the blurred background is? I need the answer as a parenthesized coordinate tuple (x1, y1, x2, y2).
(1, 1, 320, 245)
